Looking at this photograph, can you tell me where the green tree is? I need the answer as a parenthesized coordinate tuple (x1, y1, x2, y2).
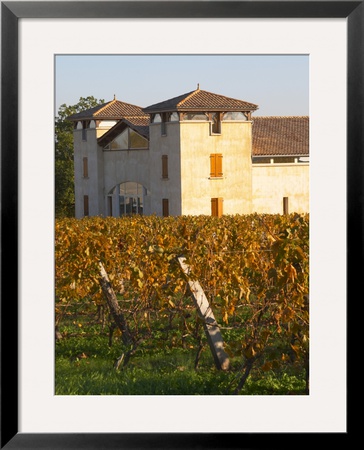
(55, 96, 105, 217)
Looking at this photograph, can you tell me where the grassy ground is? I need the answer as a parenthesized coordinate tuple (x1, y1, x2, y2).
(55, 318, 306, 395)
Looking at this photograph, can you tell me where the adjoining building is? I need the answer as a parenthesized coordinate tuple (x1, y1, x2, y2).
(68, 87, 309, 218)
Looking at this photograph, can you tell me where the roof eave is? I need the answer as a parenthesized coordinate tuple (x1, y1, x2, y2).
(252, 153, 309, 157)
(68, 114, 147, 121)
(143, 106, 258, 114)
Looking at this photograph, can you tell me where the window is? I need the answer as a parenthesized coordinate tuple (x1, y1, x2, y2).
(108, 182, 148, 217)
(251, 157, 271, 164)
(161, 113, 167, 136)
(152, 114, 162, 123)
(129, 130, 148, 148)
(211, 113, 221, 134)
(118, 182, 145, 216)
(184, 113, 207, 121)
(252, 156, 303, 164)
(83, 157, 88, 178)
(170, 112, 179, 122)
(223, 111, 247, 121)
(283, 197, 289, 215)
(161, 121, 166, 136)
(81, 121, 89, 141)
(83, 195, 89, 216)
(210, 154, 223, 178)
(162, 199, 169, 217)
(162, 155, 168, 179)
(275, 157, 296, 164)
(152, 113, 177, 134)
(211, 198, 223, 217)
(111, 129, 128, 149)
(106, 128, 148, 150)
(120, 196, 142, 215)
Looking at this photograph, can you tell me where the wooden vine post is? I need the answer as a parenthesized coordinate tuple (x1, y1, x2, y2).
(98, 261, 133, 346)
(178, 257, 230, 371)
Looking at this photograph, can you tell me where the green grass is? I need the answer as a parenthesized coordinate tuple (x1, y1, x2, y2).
(55, 318, 307, 395)
(56, 352, 230, 395)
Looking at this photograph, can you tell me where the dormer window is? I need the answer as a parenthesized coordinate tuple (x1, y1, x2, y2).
(104, 128, 148, 150)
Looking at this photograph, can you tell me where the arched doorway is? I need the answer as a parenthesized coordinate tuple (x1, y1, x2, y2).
(107, 182, 148, 216)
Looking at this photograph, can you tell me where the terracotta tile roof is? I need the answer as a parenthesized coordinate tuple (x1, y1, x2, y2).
(122, 116, 150, 137)
(98, 116, 150, 147)
(67, 99, 146, 121)
(143, 88, 258, 113)
(252, 116, 309, 157)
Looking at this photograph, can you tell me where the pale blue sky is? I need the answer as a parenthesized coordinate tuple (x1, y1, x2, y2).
(55, 54, 309, 117)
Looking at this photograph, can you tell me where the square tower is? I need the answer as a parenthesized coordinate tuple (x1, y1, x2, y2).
(143, 86, 258, 216)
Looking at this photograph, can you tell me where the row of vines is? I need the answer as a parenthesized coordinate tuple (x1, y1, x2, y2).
(55, 213, 309, 394)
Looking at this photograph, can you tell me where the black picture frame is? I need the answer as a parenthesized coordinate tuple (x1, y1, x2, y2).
(1, 1, 360, 448)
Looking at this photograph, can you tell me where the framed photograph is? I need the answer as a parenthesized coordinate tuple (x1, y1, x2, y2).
(1, 1, 360, 448)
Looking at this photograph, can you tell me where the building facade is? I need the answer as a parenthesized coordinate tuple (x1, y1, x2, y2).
(68, 87, 309, 218)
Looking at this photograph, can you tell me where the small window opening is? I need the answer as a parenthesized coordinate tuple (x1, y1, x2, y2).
(161, 113, 168, 136)
(283, 197, 289, 215)
(84, 195, 89, 217)
(162, 155, 169, 179)
(162, 199, 169, 217)
(211, 113, 221, 134)
(83, 157, 88, 178)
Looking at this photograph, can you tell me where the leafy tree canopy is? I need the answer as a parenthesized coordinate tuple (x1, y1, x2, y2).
(55, 96, 105, 217)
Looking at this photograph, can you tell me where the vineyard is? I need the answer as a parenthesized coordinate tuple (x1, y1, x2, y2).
(55, 213, 309, 395)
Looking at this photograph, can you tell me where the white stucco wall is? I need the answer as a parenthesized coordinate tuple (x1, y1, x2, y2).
(73, 128, 104, 218)
(73, 119, 310, 219)
(252, 163, 310, 214)
(179, 120, 253, 215)
(96, 121, 118, 138)
(149, 122, 182, 216)
(103, 148, 151, 215)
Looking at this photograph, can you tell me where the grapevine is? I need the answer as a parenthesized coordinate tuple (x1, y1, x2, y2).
(55, 213, 309, 393)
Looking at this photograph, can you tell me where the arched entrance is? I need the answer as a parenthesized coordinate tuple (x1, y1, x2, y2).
(107, 182, 149, 216)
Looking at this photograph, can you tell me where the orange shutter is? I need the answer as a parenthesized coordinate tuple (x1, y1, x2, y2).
(210, 154, 216, 177)
(211, 198, 223, 217)
(283, 197, 289, 215)
(210, 154, 223, 177)
(217, 197, 223, 217)
(211, 198, 217, 216)
(216, 154, 223, 177)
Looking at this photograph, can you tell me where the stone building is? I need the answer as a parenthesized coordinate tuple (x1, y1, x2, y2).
(68, 87, 309, 218)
